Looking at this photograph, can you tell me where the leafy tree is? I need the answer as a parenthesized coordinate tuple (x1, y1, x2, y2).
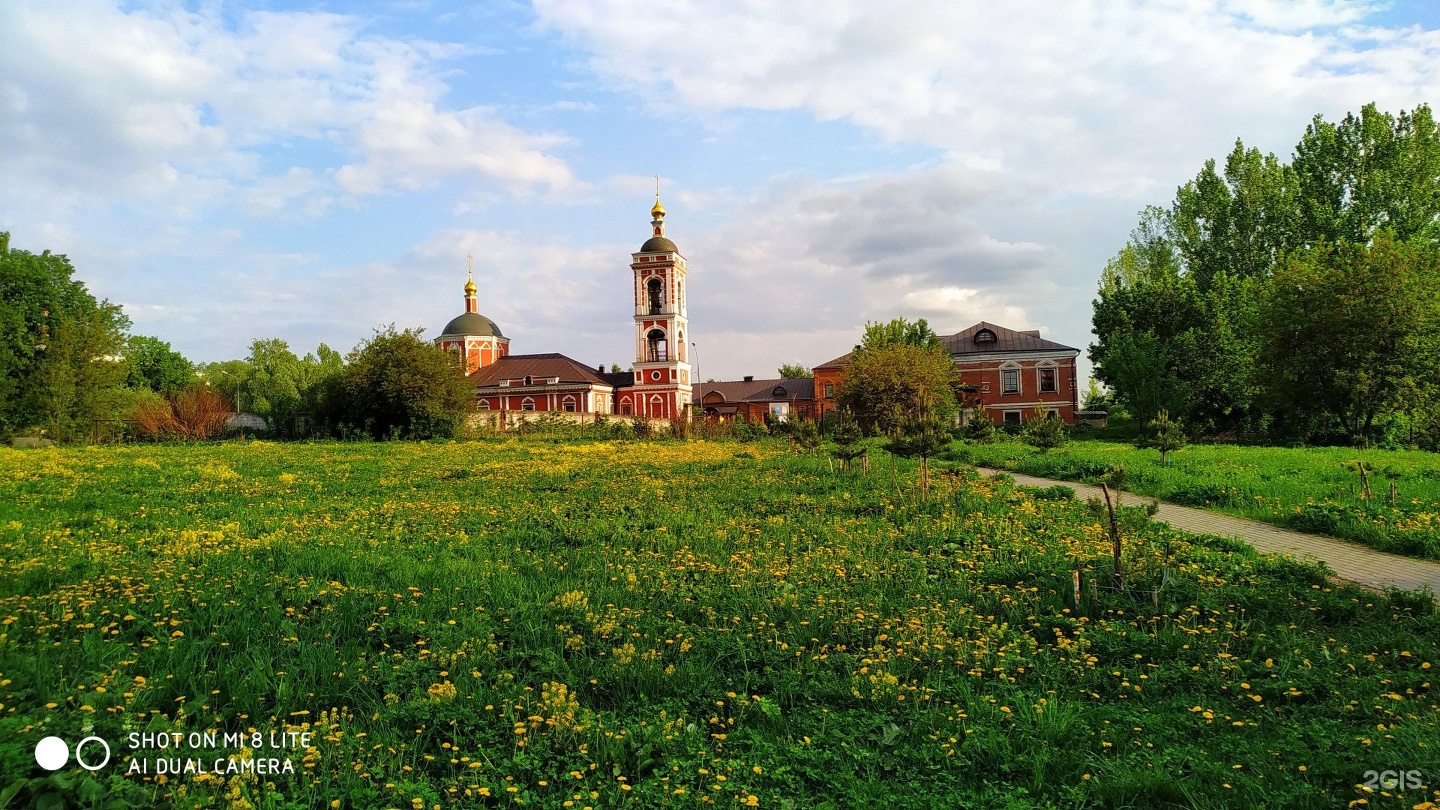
(1020, 406, 1067, 453)
(856, 317, 943, 351)
(125, 335, 193, 395)
(1259, 233, 1440, 446)
(777, 363, 810, 379)
(238, 339, 305, 436)
(1144, 409, 1187, 464)
(338, 326, 474, 440)
(1091, 103, 1440, 441)
(0, 233, 134, 441)
(26, 308, 134, 442)
(198, 359, 251, 408)
(884, 415, 951, 500)
(837, 318, 959, 436)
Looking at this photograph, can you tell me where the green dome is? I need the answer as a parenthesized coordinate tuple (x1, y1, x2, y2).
(441, 312, 504, 338)
(640, 236, 678, 253)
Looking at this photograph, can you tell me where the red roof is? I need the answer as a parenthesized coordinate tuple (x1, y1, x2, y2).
(470, 353, 612, 388)
(944, 322, 1078, 355)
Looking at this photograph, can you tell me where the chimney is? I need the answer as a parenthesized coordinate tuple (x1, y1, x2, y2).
(743, 375, 754, 382)
(597, 364, 604, 373)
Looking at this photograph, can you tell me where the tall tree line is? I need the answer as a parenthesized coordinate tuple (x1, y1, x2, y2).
(1091, 103, 1440, 447)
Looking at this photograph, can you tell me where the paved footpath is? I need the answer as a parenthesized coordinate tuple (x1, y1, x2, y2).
(977, 467, 1440, 597)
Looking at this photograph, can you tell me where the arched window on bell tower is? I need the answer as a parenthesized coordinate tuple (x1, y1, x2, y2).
(647, 328, 667, 362)
(647, 278, 663, 315)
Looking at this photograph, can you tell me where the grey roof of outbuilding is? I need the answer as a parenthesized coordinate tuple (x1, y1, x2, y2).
(943, 322, 1078, 355)
(697, 378, 815, 403)
(440, 311, 505, 338)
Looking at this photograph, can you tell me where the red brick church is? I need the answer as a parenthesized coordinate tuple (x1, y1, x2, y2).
(434, 196, 692, 419)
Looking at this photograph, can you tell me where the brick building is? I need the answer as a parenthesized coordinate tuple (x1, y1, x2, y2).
(434, 195, 693, 418)
(697, 377, 814, 422)
(810, 321, 1081, 425)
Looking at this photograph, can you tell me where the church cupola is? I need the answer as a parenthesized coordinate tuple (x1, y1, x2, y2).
(640, 182, 679, 254)
(623, 184, 692, 420)
(435, 252, 510, 375)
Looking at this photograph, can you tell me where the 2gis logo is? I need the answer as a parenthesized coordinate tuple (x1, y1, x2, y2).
(1362, 769, 1425, 790)
(34, 735, 111, 771)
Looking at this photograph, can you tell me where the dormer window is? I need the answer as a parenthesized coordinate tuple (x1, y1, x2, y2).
(772, 386, 787, 397)
(523, 375, 533, 386)
(975, 329, 996, 344)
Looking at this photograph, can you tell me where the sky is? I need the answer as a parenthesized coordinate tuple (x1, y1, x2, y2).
(3, 0, 1439, 382)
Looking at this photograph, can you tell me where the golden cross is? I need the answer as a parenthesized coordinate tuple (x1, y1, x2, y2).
(655, 174, 660, 198)
(466, 252, 474, 278)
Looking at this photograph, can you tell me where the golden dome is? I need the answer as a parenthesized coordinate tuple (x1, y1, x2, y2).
(464, 277, 477, 296)
(650, 198, 666, 218)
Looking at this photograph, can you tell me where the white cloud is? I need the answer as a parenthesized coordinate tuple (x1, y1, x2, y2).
(0, 0, 580, 227)
(535, 0, 1440, 197)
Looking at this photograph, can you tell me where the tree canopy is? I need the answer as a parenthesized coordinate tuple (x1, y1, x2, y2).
(777, 363, 811, 379)
(0, 233, 135, 441)
(836, 318, 958, 436)
(336, 326, 474, 439)
(1090, 103, 1440, 446)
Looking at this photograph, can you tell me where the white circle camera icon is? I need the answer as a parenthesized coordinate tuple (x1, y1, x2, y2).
(35, 736, 110, 771)
(35, 736, 68, 770)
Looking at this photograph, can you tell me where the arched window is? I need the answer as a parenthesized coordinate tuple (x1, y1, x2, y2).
(620, 396, 632, 416)
(975, 329, 996, 344)
(772, 386, 787, 397)
(523, 375, 533, 386)
(647, 278, 663, 314)
(562, 395, 576, 412)
(823, 382, 834, 398)
(478, 400, 491, 410)
(647, 328, 667, 362)
(678, 330, 685, 361)
(521, 397, 536, 411)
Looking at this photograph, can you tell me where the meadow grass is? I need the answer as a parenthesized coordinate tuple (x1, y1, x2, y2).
(1, 439, 1438, 809)
(950, 439, 1440, 560)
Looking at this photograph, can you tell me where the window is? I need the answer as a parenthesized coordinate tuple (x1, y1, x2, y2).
(823, 382, 834, 399)
(520, 397, 535, 411)
(523, 375, 533, 386)
(646, 329, 667, 362)
(678, 330, 685, 361)
(477, 400, 491, 410)
(562, 395, 576, 413)
(1046, 409, 1058, 420)
(1004, 411, 1021, 425)
(1039, 367, 1057, 393)
(772, 386, 787, 397)
(1002, 369, 1019, 394)
(975, 329, 996, 344)
(647, 278, 663, 314)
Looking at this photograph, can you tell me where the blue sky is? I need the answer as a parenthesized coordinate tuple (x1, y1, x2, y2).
(3, 0, 1438, 381)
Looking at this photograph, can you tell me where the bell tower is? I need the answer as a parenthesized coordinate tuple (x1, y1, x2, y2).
(623, 184, 692, 419)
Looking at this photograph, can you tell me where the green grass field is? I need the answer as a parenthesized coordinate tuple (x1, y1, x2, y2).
(950, 439, 1440, 560)
(2, 440, 1438, 809)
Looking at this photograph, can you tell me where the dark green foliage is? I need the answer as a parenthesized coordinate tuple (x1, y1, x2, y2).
(1259, 234, 1440, 447)
(1091, 103, 1440, 444)
(0, 233, 134, 441)
(790, 418, 822, 454)
(124, 335, 193, 395)
(1020, 406, 1067, 452)
(336, 326, 474, 440)
(961, 405, 997, 443)
(830, 411, 867, 471)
